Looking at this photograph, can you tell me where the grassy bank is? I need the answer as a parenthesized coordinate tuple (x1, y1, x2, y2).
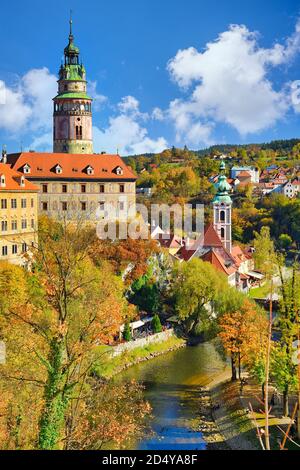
(212, 381, 259, 450)
(93, 336, 186, 379)
(248, 282, 271, 299)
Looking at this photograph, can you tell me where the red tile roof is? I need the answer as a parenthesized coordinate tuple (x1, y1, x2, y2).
(237, 170, 251, 178)
(231, 245, 247, 266)
(203, 223, 224, 247)
(0, 163, 39, 192)
(157, 234, 182, 250)
(240, 273, 250, 280)
(174, 245, 196, 262)
(7, 152, 137, 181)
(201, 249, 236, 276)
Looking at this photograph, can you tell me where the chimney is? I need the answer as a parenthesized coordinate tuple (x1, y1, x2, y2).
(0, 175, 6, 188)
(1, 146, 7, 164)
(185, 237, 190, 250)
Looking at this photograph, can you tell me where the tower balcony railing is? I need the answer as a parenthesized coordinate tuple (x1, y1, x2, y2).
(53, 110, 92, 117)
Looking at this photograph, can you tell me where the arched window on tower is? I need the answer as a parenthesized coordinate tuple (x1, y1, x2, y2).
(221, 227, 225, 239)
(76, 125, 83, 140)
(220, 210, 225, 222)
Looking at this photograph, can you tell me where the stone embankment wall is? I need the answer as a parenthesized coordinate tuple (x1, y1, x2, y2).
(111, 329, 175, 357)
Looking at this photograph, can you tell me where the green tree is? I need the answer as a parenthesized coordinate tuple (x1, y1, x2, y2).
(152, 314, 162, 334)
(278, 234, 293, 251)
(172, 259, 227, 334)
(253, 226, 276, 277)
(274, 262, 300, 417)
(271, 344, 298, 416)
(123, 322, 132, 342)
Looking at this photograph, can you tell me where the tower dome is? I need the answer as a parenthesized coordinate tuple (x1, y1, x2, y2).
(213, 162, 232, 204)
(212, 161, 232, 253)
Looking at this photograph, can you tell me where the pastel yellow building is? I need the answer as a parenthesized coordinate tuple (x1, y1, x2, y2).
(0, 163, 39, 266)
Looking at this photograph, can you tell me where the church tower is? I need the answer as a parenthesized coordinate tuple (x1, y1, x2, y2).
(53, 16, 93, 154)
(213, 161, 232, 253)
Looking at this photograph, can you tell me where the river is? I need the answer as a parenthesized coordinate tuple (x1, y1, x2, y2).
(118, 342, 227, 450)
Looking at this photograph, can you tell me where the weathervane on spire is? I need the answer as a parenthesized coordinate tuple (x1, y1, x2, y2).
(69, 10, 73, 39)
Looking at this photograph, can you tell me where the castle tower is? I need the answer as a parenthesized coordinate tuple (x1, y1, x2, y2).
(213, 161, 232, 253)
(53, 16, 93, 154)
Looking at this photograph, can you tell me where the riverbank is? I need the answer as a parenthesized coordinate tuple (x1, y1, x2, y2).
(210, 378, 259, 450)
(93, 335, 186, 379)
(195, 369, 260, 450)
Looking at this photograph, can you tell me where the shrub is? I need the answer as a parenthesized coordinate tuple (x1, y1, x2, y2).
(152, 314, 162, 334)
(123, 322, 132, 342)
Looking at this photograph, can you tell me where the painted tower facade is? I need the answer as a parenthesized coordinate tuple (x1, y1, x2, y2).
(213, 162, 232, 253)
(53, 18, 93, 154)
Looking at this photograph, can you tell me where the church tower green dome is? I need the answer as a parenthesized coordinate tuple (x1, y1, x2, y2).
(213, 162, 232, 205)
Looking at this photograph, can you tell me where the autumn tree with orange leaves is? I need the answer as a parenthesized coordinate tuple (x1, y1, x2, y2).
(0, 216, 150, 450)
(218, 300, 268, 382)
(90, 237, 160, 285)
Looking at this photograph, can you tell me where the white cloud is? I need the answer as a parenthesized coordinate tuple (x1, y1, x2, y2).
(93, 97, 167, 155)
(0, 67, 57, 135)
(87, 81, 107, 111)
(117, 95, 148, 120)
(29, 132, 52, 152)
(152, 107, 164, 121)
(0, 80, 32, 131)
(166, 20, 300, 145)
(118, 95, 140, 113)
(290, 80, 300, 113)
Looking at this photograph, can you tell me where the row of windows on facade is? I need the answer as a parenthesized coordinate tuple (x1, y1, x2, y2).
(41, 183, 125, 194)
(1, 219, 35, 231)
(0, 198, 35, 209)
(1, 243, 29, 256)
(41, 201, 126, 212)
(23, 164, 124, 177)
(54, 102, 91, 113)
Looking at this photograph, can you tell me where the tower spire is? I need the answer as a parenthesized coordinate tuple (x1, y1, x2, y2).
(53, 18, 93, 154)
(213, 161, 232, 253)
(69, 10, 73, 39)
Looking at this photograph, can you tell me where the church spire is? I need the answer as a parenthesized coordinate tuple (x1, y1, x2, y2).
(213, 161, 232, 253)
(213, 161, 232, 205)
(69, 10, 73, 38)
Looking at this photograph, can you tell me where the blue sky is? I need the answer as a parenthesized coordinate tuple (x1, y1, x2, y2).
(1, 0, 300, 155)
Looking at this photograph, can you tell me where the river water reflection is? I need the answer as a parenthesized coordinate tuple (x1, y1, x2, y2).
(118, 342, 226, 450)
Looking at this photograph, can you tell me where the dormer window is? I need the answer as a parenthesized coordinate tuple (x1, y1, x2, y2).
(23, 164, 31, 174)
(20, 176, 25, 188)
(86, 165, 94, 175)
(0, 175, 5, 187)
(114, 166, 124, 176)
(55, 164, 63, 174)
